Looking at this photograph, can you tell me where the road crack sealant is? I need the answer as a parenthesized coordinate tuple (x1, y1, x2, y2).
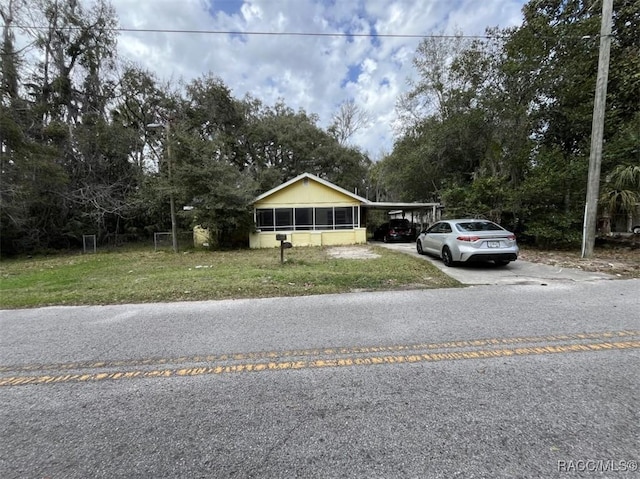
(1, 330, 639, 387)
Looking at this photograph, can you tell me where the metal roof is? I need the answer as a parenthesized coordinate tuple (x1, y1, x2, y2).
(364, 201, 441, 210)
(252, 172, 441, 211)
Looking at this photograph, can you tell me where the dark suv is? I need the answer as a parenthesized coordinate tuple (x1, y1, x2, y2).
(373, 219, 416, 243)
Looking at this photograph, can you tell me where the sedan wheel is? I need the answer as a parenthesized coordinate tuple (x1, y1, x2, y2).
(442, 246, 455, 267)
(416, 240, 424, 255)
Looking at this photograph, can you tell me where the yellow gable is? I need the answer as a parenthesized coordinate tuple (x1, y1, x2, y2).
(255, 178, 360, 208)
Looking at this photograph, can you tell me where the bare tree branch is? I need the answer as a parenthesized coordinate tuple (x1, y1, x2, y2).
(328, 99, 369, 146)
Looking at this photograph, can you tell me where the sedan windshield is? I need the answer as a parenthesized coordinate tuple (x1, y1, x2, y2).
(455, 221, 504, 232)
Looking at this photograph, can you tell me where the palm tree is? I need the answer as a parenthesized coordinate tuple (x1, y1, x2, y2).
(599, 164, 640, 234)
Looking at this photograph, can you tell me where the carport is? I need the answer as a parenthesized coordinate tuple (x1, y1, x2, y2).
(362, 201, 443, 232)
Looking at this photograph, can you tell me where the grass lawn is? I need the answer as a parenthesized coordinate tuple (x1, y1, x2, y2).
(0, 245, 460, 309)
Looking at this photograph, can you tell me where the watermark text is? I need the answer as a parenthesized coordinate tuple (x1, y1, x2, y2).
(558, 460, 637, 473)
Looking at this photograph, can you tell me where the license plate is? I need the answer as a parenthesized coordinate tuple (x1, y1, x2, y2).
(487, 241, 500, 248)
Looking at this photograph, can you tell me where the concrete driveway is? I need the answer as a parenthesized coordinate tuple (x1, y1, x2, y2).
(374, 241, 615, 285)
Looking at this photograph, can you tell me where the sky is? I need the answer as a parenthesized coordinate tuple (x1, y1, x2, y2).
(110, 0, 528, 158)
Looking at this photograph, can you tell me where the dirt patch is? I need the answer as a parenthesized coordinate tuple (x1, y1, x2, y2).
(519, 246, 640, 278)
(326, 246, 381, 259)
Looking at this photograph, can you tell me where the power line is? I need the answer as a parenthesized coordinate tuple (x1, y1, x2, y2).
(9, 24, 601, 41)
(119, 28, 492, 39)
(11, 24, 497, 39)
(141, 28, 506, 39)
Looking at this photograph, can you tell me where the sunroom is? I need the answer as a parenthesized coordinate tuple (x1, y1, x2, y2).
(249, 173, 368, 248)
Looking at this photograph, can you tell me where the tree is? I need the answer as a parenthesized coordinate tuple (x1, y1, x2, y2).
(328, 99, 369, 146)
(4, 2, 382, 254)
(151, 75, 258, 248)
(0, 0, 142, 254)
(396, 32, 471, 129)
(501, 0, 638, 245)
(0, 0, 22, 101)
(382, 0, 639, 247)
(237, 97, 370, 194)
(599, 163, 640, 234)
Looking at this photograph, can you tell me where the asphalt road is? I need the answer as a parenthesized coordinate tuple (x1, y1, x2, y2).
(1, 279, 639, 478)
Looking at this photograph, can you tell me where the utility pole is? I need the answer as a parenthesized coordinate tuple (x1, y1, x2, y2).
(581, 0, 613, 258)
(166, 120, 178, 253)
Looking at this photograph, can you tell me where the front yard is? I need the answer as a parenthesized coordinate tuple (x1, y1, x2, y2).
(0, 245, 460, 309)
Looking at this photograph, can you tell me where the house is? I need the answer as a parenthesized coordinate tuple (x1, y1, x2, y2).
(250, 173, 368, 248)
(249, 173, 441, 248)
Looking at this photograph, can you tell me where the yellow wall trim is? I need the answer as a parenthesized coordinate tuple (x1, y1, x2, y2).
(250, 229, 367, 248)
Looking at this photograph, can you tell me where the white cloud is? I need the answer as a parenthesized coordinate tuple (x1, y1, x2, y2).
(111, 0, 526, 157)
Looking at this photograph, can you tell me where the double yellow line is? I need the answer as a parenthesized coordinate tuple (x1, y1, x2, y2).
(1, 330, 638, 387)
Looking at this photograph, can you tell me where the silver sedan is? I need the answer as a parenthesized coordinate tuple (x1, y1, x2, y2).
(416, 219, 519, 267)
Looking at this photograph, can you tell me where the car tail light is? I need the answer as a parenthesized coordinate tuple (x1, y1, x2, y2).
(456, 235, 480, 242)
(389, 229, 396, 234)
(507, 234, 516, 240)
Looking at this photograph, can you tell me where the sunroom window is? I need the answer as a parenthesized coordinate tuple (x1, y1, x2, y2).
(275, 208, 293, 231)
(256, 207, 359, 231)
